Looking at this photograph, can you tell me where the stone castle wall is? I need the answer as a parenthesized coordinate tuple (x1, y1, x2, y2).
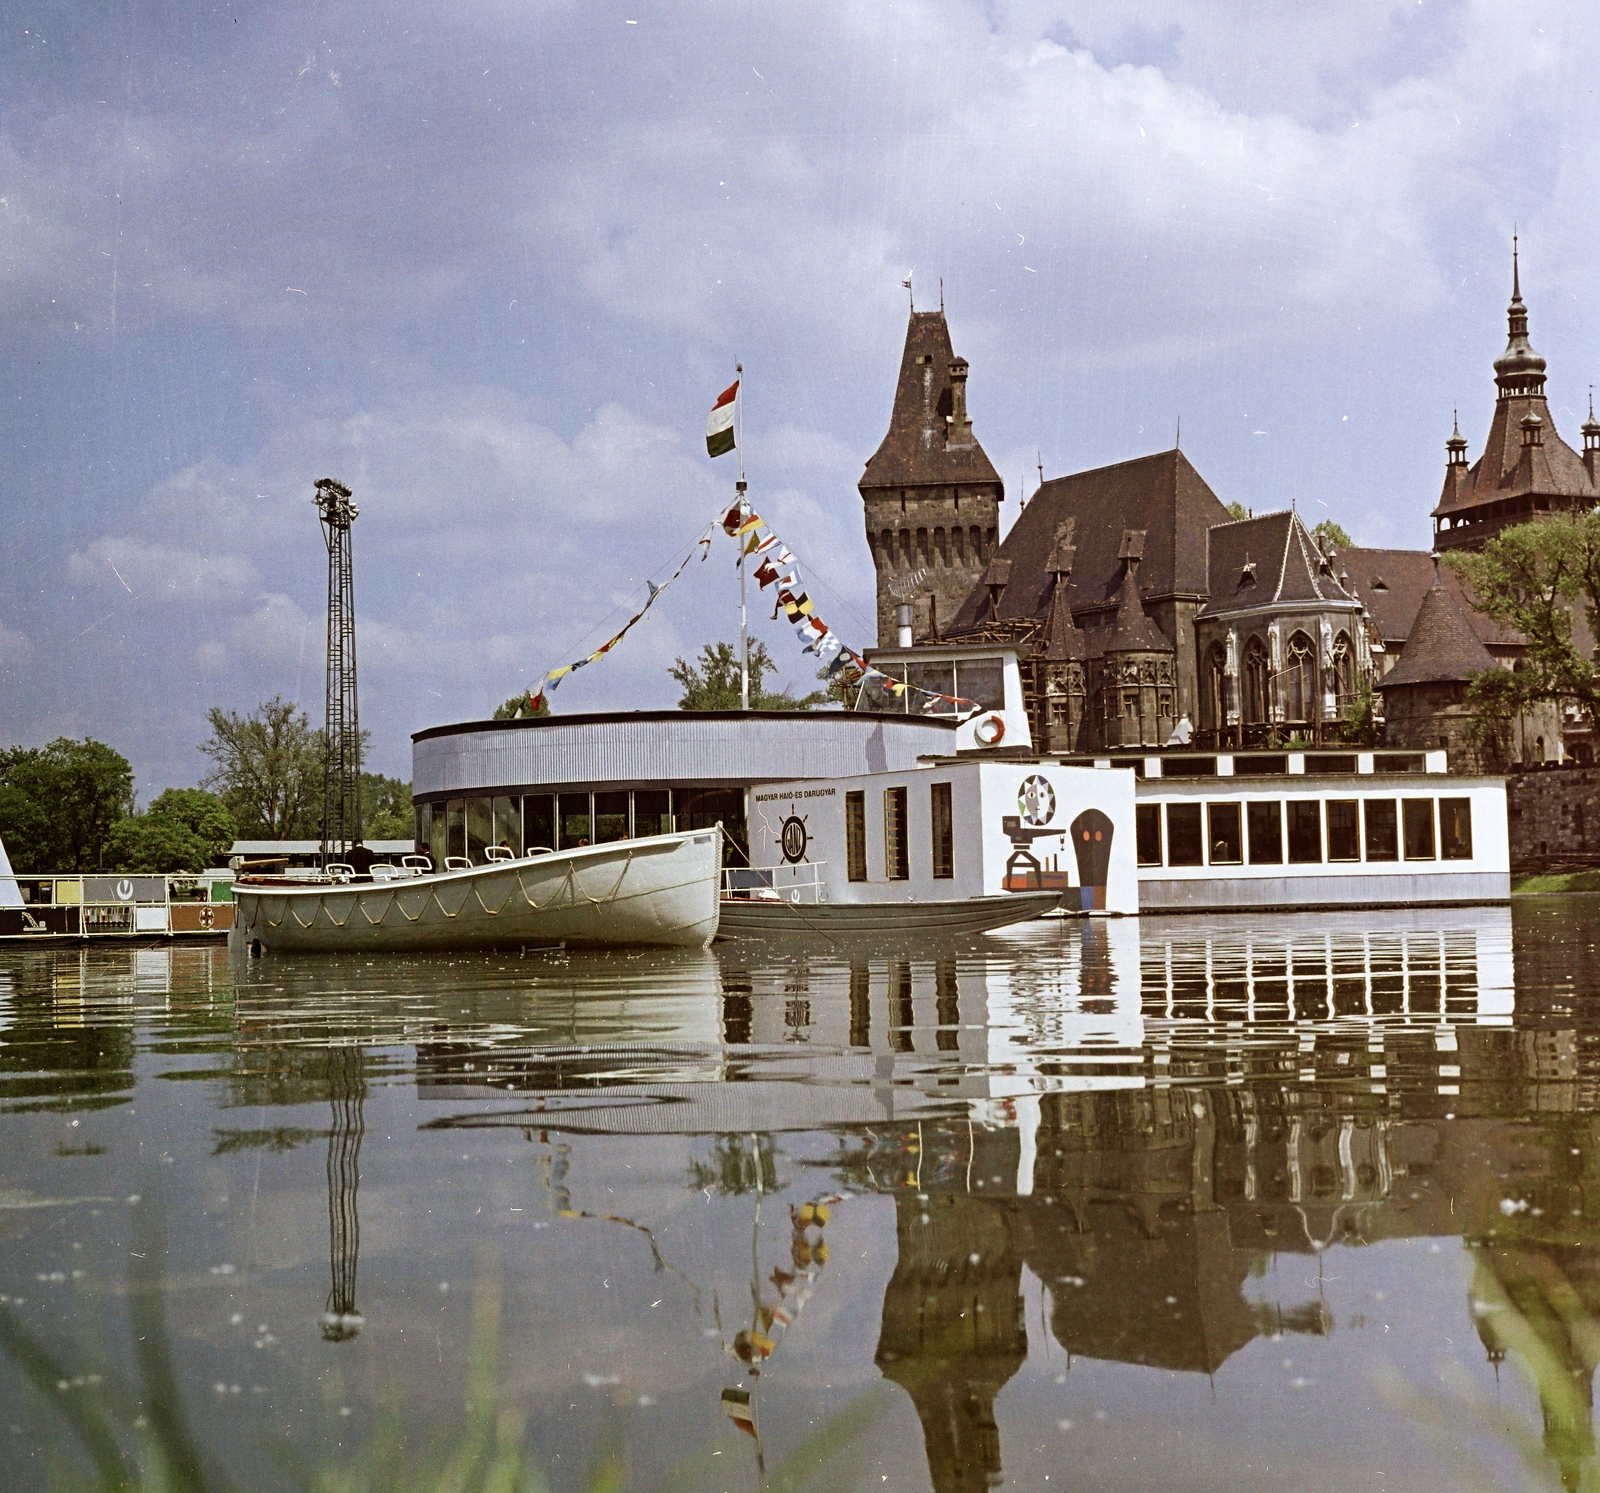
(1506, 766, 1600, 869)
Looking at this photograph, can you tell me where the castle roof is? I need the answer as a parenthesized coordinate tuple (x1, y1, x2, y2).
(1198, 510, 1361, 617)
(1377, 566, 1497, 687)
(1433, 249, 1596, 521)
(1335, 546, 1519, 651)
(858, 309, 1002, 491)
(947, 449, 1230, 633)
(1106, 564, 1173, 653)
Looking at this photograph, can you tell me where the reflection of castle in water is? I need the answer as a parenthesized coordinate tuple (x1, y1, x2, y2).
(401, 909, 1600, 1492)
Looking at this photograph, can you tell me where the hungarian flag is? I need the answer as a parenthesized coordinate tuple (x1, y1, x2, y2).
(706, 380, 738, 457)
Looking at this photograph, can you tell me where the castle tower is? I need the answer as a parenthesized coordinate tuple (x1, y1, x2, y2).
(1433, 241, 1598, 552)
(859, 306, 1004, 646)
(1030, 520, 1086, 752)
(1091, 530, 1176, 749)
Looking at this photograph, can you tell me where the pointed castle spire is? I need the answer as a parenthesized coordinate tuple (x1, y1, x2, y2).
(1107, 530, 1172, 654)
(1495, 232, 1548, 398)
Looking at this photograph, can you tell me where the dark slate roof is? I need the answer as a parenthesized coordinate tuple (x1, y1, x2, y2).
(1036, 578, 1087, 660)
(1378, 570, 1497, 687)
(1106, 566, 1172, 652)
(1335, 546, 1520, 650)
(1432, 280, 1596, 519)
(1433, 396, 1596, 518)
(948, 449, 1231, 632)
(858, 310, 1002, 491)
(1198, 510, 1359, 617)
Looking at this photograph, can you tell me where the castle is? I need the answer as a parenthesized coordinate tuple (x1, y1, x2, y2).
(858, 254, 1596, 766)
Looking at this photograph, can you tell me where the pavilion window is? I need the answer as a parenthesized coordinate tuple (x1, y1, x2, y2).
(1287, 800, 1322, 863)
(884, 787, 909, 881)
(1326, 800, 1359, 862)
(525, 794, 556, 853)
(931, 782, 954, 878)
(1166, 803, 1203, 866)
(1207, 803, 1242, 865)
(559, 792, 592, 849)
(593, 791, 629, 844)
(1364, 800, 1399, 861)
(492, 796, 522, 856)
(1247, 801, 1282, 863)
(1403, 799, 1437, 860)
(634, 790, 672, 838)
(466, 797, 493, 863)
(1136, 805, 1163, 866)
(1440, 798, 1473, 860)
(846, 792, 867, 881)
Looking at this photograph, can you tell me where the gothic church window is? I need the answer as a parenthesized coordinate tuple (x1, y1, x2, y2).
(1243, 636, 1269, 725)
(1203, 643, 1227, 731)
(1285, 632, 1316, 722)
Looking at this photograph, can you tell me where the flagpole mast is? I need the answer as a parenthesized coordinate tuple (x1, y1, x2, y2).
(736, 362, 749, 711)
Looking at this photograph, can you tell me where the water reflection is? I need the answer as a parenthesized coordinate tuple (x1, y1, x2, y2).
(320, 1047, 366, 1342)
(3, 905, 1600, 1492)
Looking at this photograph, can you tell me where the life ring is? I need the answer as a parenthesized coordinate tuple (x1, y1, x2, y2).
(973, 714, 1006, 746)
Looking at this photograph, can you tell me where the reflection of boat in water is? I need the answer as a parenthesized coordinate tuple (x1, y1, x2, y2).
(715, 883, 1060, 939)
(229, 830, 722, 954)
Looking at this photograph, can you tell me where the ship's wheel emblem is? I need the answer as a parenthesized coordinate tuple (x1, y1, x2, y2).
(1018, 775, 1056, 828)
(779, 813, 809, 864)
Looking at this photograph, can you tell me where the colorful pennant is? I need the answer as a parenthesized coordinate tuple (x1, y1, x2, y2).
(718, 500, 977, 714)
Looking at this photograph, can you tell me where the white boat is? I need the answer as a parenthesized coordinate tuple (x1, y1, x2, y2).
(229, 829, 721, 955)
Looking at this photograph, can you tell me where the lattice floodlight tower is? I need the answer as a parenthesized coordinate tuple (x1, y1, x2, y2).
(314, 478, 361, 863)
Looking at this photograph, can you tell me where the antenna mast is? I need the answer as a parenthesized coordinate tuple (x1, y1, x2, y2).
(315, 477, 361, 864)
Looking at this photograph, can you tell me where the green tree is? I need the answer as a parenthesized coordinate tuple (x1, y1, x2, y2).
(670, 640, 826, 710)
(491, 691, 551, 720)
(1225, 501, 1250, 522)
(199, 697, 324, 839)
(361, 773, 413, 839)
(0, 737, 134, 870)
(1446, 512, 1600, 736)
(1312, 518, 1353, 551)
(105, 788, 236, 873)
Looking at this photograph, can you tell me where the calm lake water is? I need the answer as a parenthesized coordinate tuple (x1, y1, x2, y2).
(3, 901, 1600, 1492)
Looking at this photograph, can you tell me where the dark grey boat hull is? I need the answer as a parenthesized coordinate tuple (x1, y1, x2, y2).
(714, 890, 1062, 939)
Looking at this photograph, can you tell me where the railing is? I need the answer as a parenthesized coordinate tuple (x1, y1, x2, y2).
(723, 862, 829, 905)
(1, 870, 237, 939)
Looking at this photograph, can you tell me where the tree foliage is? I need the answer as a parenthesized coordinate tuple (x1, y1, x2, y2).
(492, 691, 551, 720)
(361, 773, 413, 840)
(670, 641, 826, 710)
(105, 788, 237, 873)
(1311, 519, 1352, 551)
(1445, 512, 1600, 735)
(199, 697, 324, 839)
(0, 738, 135, 871)
(1225, 501, 1250, 522)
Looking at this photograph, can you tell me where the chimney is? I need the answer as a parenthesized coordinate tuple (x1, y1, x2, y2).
(946, 358, 973, 447)
(896, 602, 913, 648)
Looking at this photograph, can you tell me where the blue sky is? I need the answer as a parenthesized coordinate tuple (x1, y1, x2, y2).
(1, 1, 1597, 793)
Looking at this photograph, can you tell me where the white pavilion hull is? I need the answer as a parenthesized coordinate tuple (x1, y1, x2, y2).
(230, 830, 722, 955)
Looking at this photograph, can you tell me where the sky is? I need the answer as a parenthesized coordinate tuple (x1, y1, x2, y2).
(2, 0, 1597, 795)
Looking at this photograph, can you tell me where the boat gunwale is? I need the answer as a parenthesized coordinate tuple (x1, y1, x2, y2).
(231, 829, 718, 900)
